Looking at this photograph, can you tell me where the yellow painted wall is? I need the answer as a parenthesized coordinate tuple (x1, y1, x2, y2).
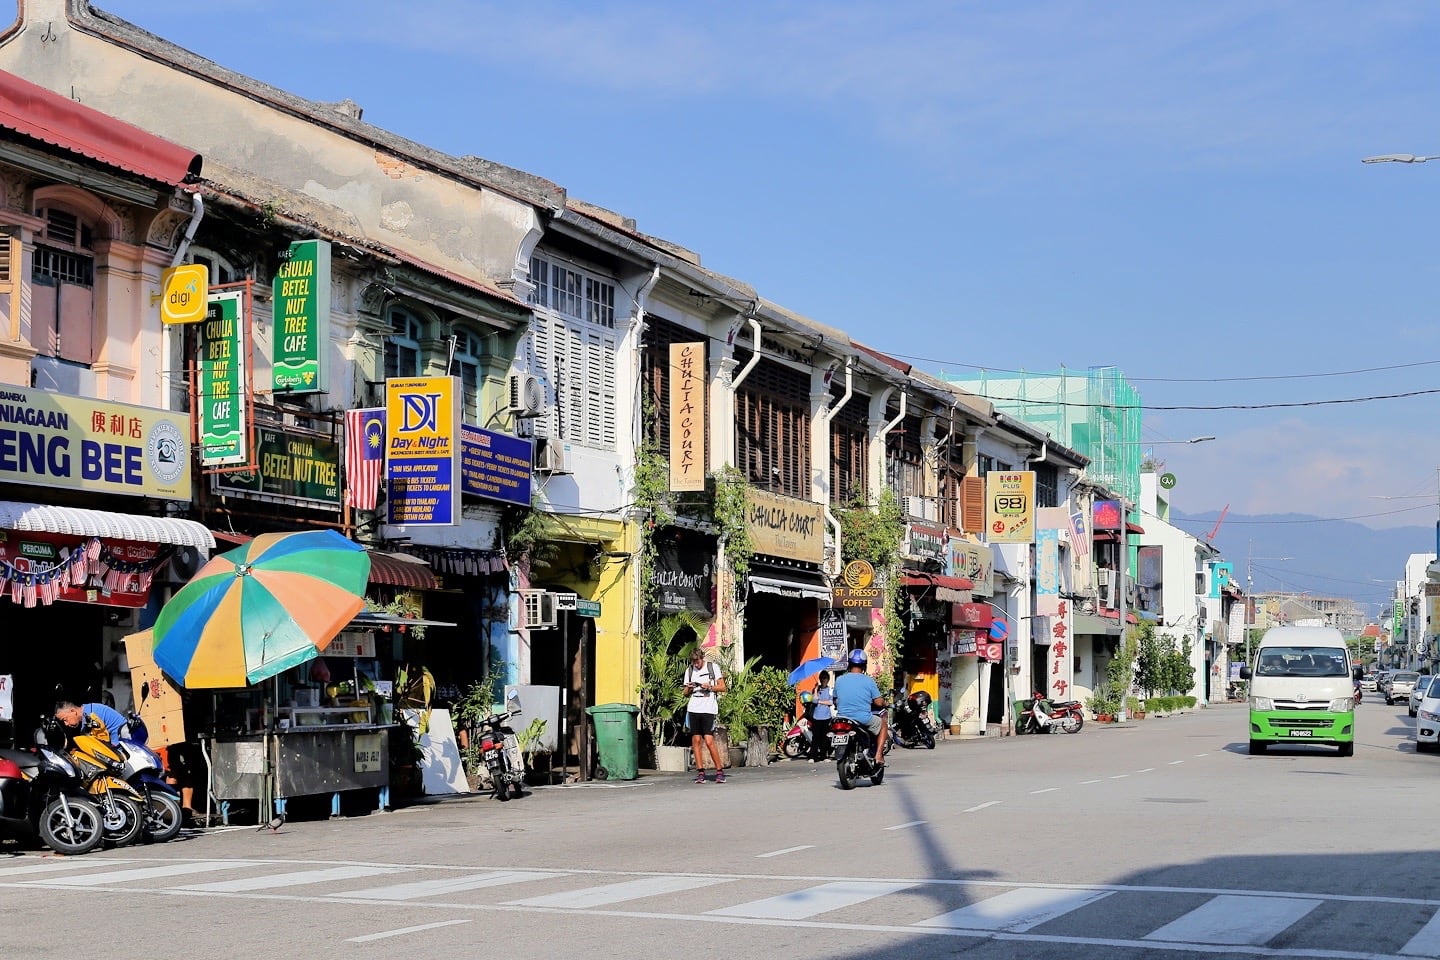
(542, 517, 640, 707)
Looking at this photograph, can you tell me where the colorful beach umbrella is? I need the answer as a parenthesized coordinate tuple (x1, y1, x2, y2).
(152, 530, 371, 688)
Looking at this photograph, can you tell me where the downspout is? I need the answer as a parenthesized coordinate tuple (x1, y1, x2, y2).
(169, 191, 204, 267)
(1026, 440, 1048, 465)
(821, 358, 854, 578)
(630, 265, 662, 686)
(729, 311, 762, 389)
(877, 386, 908, 453)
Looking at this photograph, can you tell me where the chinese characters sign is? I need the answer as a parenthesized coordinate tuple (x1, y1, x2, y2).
(668, 342, 705, 491)
(270, 239, 331, 394)
(985, 471, 1035, 543)
(0, 387, 189, 499)
(1046, 599, 1073, 701)
(198, 289, 248, 466)
(385, 376, 460, 526)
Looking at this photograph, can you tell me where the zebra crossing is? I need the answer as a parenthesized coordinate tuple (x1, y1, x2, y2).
(3, 856, 1437, 957)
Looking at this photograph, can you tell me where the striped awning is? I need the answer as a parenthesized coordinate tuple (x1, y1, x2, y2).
(0, 500, 214, 549)
(367, 550, 439, 590)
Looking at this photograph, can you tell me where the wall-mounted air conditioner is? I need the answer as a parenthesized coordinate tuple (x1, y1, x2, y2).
(534, 437, 571, 475)
(507, 373, 545, 418)
(520, 589, 557, 629)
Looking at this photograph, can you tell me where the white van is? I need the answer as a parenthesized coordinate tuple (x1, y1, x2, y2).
(1239, 626, 1355, 756)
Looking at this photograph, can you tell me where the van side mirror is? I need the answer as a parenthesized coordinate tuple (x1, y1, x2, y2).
(1239, 665, 1252, 681)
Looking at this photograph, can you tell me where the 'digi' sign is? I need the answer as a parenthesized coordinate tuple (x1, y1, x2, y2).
(159, 264, 208, 325)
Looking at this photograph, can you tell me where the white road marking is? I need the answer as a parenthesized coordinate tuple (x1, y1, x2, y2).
(964, 801, 1001, 812)
(755, 846, 814, 859)
(0, 858, 137, 878)
(346, 919, 472, 942)
(1078, 779, 1102, 784)
(1194, 753, 1209, 757)
(1136, 768, 1154, 773)
(336, 870, 563, 901)
(885, 820, 927, 831)
(508, 875, 729, 909)
(177, 865, 405, 892)
(1029, 787, 1058, 795)
(1168, 760, 1184, 765)
(709, 880, 918, 920)
(1109, 774, 1129, 779)
(1400, 907, 1440, 956)
(1144, 894, 1320, 945)
(23, 860, 262, 886)
(916, 886, 1114, 931)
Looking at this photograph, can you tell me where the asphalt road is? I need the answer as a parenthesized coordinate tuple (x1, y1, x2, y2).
(3, 700, 1435, 960)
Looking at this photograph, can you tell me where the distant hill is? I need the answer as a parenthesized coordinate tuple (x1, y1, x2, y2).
(1170, 510, 1437, 620)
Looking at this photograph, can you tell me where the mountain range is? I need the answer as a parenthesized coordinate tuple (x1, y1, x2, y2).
(1169, 510, 1439, 622)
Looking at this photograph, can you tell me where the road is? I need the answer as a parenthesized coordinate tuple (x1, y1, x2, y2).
(3, 700, 1433, 960)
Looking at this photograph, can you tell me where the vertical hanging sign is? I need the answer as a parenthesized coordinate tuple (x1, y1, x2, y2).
(198, 289, 248, 466)
(271, 239, 330, 394)
(668, 341, 705, 491)
(385, 376, 460, 526)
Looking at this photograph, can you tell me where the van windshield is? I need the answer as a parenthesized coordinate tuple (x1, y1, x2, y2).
(1255, 647, 1348, 678)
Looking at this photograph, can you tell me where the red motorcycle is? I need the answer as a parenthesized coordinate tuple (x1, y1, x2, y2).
(1016, 693, 1084, 734)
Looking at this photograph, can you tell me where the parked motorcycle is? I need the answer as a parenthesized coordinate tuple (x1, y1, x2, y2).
(1353, 681, 1363, 705)
(475, 690, 525, 801)
(114, 714, 183, 842)
(0, 740, 105, 855)
(1015, 694, 1084, 734)
(780, 715, 827, 760)
(830, 715, 888, 789)
(890, 690, 939, 749)
(40, 719, 146, 846)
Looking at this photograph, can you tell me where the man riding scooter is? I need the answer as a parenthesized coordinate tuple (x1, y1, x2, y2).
(833, 649, 887, 764)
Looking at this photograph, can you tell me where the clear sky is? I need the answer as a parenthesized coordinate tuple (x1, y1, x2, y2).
(88, 1, 1440, 548)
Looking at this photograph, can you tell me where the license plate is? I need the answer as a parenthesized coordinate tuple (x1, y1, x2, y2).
(1288, 730, 1313, 737)
(830, 734, 850, 745)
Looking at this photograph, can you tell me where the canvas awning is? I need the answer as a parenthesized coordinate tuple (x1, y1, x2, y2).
(900, 572, 974, 604)
(1073, 612, 1122, 636)
(748, 567, 831, 601)
(0, 500, 214, 549)
(367, 550, 440, 590)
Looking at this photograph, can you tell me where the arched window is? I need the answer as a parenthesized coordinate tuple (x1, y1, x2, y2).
(384, 306, 423, 380)
(452, 329, 484, 424)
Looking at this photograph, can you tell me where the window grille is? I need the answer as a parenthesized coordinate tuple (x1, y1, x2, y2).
(384, 307, 423, 380)
(32, 245, 93, 286)
(735, 356, 810, 499)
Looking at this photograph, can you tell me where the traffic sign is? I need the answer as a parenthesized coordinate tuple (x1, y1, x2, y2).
(575, 599, 601, 618)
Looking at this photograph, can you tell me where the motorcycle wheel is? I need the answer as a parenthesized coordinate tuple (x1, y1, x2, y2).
(922, 731, 936, 749)
(100, 793, 145, 848)
(39, 795, 104, 856)
(781, 737, 802, 760)
(143, 791, 183, 842)
(1065, 714, 1084, 734)
(836, 746, 857, 790)
(509, 780, 525, 800)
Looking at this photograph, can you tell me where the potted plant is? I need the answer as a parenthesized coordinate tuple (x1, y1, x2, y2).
(1086, 682, 1119, 722)
(637, 611, 707, 770)
(1128, 696, 1146, 719)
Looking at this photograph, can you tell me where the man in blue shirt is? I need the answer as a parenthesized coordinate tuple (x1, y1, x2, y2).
(55, 700, 130, 744)
(832, 649, 888, 762)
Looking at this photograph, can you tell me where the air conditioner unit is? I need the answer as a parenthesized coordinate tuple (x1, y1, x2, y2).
(520, 589, 557, 630)
(1096, 568, 1113, 588)
(533, 437, 571, 475)
(900, 496, 937, 521)
(507, 373, 545, 418)
(1099, 580, 1117, 609)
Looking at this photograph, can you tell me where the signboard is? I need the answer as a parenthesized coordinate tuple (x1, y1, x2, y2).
(904, 522, 945, 561)
(0, 531, 164, 608)
(1137, 545, 1164, 620)
(1035, 527, 1060, 617)
(744, 488, 825, 564)
(985, 471, 1035, 543)
(198, 290, 248, 466)
(0, 386, 190, 499)
(460, 425, 533, 508)
(270, 239, 331, 393)
(159, 264, 208, 325)
(575, 599, 601, 618)
(651, 534, 713, 615)
(952, 602, 993, 629)
(832, 558, 883, 608)
(980, 642, 1004, 662)
(1093, 499, 1122, 531)
(947, 539, 993, 598)
(385, 376, 460, 526)
(1045, 599, 1073, 701)
(0, 673, 11, 722)
(124, 630, 185, 748)
(668, 342, 705, 491)
(949, 629, 978, 657)
(327, 631, 376, 657)
(215, 426, 340, 509)
(354, 732, 383, 773)
(819, 607, 846, 660)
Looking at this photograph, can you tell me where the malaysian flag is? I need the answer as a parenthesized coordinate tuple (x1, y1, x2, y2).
(344, 408, 385, 510)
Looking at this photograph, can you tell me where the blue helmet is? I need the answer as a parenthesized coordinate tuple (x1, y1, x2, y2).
(800, 692, 814, 704)
(847, 648, 868, 667)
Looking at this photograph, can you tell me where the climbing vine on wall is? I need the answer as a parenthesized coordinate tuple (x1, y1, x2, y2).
(836, 489, 907, 694)
(633, 436, 674, 614)
(501, 497, 561, 570)
(708, 466, 753, 586)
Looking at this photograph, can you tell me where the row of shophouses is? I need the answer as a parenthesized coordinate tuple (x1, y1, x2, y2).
(0, 3, 1247, 744)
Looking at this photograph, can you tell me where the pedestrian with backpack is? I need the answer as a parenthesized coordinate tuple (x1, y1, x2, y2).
(684, 649, 728, 783)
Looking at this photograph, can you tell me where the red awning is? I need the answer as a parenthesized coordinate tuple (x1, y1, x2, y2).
(1097, 607, 1141, 625)
(0, 69, 201, 185)
(1126, 522, 1145, 535)
(368, 551, 439, 590)
(901, 573, 974, 592)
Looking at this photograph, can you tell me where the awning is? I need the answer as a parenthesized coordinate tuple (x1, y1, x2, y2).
(349, 610, 456, 630)
(368, 550, 440, 590)
(901, 572, 974, 604)
(1097, 607, 1141, 626)
(0, 69, 201, 185)
(1073, 612, 1122, 636)
(749, 569, 831, 601)
(0, 500, 214, 549)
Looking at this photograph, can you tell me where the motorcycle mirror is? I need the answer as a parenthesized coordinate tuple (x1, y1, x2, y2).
(505, 687, 523, 715)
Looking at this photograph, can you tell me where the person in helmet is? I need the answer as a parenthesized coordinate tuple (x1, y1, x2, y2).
(833, 648, 888, 763)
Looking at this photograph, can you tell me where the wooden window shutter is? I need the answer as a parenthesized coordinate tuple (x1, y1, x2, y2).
(960, 475, 985, 534)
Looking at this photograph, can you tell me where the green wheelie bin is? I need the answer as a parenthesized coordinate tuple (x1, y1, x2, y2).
(587, 703, 640, 780)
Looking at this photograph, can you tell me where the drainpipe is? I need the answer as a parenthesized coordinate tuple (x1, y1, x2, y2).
(877, 386, 908, 452)
(821, 358, 854, 577)
(1027, 440, 1048, 465)
(728, 310, 762, 390)
(169, 191, 204, 267)
(631, 265, 661, 679)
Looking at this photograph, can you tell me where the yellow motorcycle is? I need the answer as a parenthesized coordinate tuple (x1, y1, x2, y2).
(41, 721, 145, 847)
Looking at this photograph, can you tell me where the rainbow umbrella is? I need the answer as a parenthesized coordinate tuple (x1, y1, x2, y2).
(152, 530, 371, 688)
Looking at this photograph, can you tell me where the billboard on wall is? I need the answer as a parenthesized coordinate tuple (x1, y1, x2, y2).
(667, 342, 705, 491)
(1137, 545, 1164, 620)
(984, 471, 1035, 543)
(270, 239, 331, 394)
(197, 289, 249, 466)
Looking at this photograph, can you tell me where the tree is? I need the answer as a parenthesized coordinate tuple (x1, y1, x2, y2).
(1133, 622, 1167, 698)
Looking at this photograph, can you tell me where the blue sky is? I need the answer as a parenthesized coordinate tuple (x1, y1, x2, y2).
(91, 0, 1440, 558)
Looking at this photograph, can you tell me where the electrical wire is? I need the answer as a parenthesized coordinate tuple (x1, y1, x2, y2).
(908, 355, 1440, 384)
(1173, 501, 1436, 525)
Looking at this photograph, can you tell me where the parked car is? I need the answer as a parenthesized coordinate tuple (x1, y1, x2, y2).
(1375, 670, 1393, 694)
(1411, 676, 1436, 717)
(1360, 672, 1378, 692)
(1416, 683, 1440, 752)
(1385, 671, 1420, 705)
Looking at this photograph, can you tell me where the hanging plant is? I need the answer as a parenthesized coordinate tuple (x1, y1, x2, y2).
(632, 436, 674, 613)
(501, 496, 561, 571)
(836, 490, 906, 694)
(708, 466, 753, 584)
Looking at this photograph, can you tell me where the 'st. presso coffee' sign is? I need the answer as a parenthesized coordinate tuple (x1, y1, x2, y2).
(744, 489, 824, 564)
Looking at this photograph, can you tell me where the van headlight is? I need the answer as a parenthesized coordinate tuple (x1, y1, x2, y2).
(1329, 697, 1354, 712)
(1251, 696, 1274, 712)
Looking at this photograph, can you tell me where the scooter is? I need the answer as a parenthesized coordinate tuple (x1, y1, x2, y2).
(475, 690, 525, 800)
(113, 714, 183, 842)
(1015, 694, 1084, 734)
(830, 714, 889, 789)
(0, 738, 105, 855)
(891, 690, 939, 749)
(780, 714, 827, 759)
(40, 718, 146, 846)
